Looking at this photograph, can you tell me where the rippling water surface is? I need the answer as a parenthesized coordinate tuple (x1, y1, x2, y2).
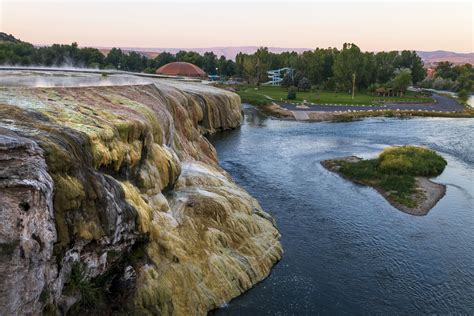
(209, 105, 474, 314)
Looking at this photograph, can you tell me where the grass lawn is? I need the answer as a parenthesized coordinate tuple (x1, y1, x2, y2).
(236, 85, 433, 106)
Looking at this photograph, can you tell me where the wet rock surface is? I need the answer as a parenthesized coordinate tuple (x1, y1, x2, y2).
(0, 79, 282, 315)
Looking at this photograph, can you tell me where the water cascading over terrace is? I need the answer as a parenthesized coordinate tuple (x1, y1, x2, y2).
(0, 71, 282, 315)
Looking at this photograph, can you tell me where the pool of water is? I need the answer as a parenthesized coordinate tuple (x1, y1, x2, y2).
(209, 105, 474, 314)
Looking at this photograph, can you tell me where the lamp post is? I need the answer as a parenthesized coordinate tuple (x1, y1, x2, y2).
(352, 73, 356, 100)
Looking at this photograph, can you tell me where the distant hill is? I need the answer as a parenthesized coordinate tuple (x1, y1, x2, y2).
(95, 46, 310, 60)
(4, 34, 472, 65)
(0, 32, 22, 43)
(416, 50, 474, 65)
(95, 46, 473, 64)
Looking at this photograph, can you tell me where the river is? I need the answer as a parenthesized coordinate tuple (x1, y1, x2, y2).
(209, 105, 474, 314)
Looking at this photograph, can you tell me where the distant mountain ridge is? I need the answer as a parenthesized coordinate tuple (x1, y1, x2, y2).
(95, 46, 474, 64)
(94, 46, 310, 60)
(415, 50, 474, 65)
(2, 34, 471, 64)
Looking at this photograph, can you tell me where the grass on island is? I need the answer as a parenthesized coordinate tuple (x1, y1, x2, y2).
(336, 146, 447, 207)
(236, 85, 433, 106)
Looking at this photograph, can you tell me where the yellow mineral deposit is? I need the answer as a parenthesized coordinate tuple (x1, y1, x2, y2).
(0, 79, 281, 315)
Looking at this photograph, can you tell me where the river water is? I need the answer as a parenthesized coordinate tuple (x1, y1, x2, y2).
(209, 105, 474, 314)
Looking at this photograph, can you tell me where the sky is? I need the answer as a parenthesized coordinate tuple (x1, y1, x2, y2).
(1, 0, 473, 52)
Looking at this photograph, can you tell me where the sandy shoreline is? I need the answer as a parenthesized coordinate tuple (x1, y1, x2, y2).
(321, 156, 446, 216)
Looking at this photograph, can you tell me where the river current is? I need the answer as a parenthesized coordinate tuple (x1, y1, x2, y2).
(209, 105, 474, 314)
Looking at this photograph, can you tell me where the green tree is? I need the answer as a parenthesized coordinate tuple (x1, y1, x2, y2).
(332, 43, 364, 92)
(457, 90, 469, 104)
(293, 71, 304, 87)
(175, 51, 203, 67)
(374, 51, 398, 84)
(106, 48, 125, 69)
(395, 50, 425, 83)
(390, 68, 412, 96)
(281, 73, 293, 88)
(254, 47, 271, 85)
(287, 86, 297, 100)
(435, 61, 457, 80)
(201, 52, 217, 75)
(153, 52, 175, 69)
(298, 77, 311, 91)
(216, 55, 235, 77)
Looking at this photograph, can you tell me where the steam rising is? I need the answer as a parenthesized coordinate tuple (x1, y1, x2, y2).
(0, 67, 204, 88)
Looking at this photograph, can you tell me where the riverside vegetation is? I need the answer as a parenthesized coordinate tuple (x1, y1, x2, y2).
(322, 146, 447, 215)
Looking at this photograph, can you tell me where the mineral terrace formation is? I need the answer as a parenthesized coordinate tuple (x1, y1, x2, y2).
(0, 79, 282, 315)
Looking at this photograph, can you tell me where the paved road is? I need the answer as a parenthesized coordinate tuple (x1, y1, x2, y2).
(281, 94, 464, 113)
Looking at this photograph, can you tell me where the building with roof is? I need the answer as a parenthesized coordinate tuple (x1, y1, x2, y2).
(156, 62, 207, 78)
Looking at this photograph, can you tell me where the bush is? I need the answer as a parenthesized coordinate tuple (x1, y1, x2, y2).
(457, 90, 469, 104)
(293, 71, 304, 87)
(378, 156, 413, 174)
(298, 77, 311, 91)
(378, 146, 447, 177)
(287, 86, 297, 100)
(338, 145, 447, 207)
(281, 73, 293, 88)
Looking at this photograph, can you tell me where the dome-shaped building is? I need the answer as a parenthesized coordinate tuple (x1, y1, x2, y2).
(156, 62, 207, 78)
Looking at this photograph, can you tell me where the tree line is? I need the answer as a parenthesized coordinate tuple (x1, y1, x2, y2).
(0, 41, 236, 76)
(235, 43, 426, 93)
(418, 61, 473, 92)
(1, 39, 472, 95)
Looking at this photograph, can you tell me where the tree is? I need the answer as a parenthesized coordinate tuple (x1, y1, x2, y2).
(254, 47, 271, 85)
(457, 90, 469, 104)
(395, 50, 425, 83)
(106, 48, 125, 69)
(175, 50, 203, 67)
(332, 43, 364, 91)
(281, 73, 293, 88)
(217, 55, 235, 77)
(455, 64, 474, 92)
(153, 52, 175, 69)
(293, 71, 304, 87)
(201, 51, 217, 75)
(287, 86, 297, 100)
(435, 61, 457, 80)
(390, 68, 412, 96)
(298, 77, 311, 91)
(241, 55, 256, 84)
(374, 51, 398, 84)
(122, 51, 145, 72)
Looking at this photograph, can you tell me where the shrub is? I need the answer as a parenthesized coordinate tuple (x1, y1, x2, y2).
(287, 86, 297, 100)
(293, 71, 304, 87)
(457, 90, 469, 105)
(378, 146, 447, 177)
(378, 156, 413, 174)
(384, 110, 394, 117)
(68, 263, 103, 308)
(337, 145, 447, 207)
(281, 73, 293, 88)
(298, 77, 311, 91)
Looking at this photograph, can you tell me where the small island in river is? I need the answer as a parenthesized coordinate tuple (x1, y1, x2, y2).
(321, 146, 447, 215)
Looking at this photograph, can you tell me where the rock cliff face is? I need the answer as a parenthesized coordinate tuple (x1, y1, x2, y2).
(0, 81, 282, 315)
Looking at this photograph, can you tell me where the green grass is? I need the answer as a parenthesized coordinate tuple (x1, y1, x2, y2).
(337, 146, 446, 207)
(236, 85, 433, 106)
(236, 88, 273, 106)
